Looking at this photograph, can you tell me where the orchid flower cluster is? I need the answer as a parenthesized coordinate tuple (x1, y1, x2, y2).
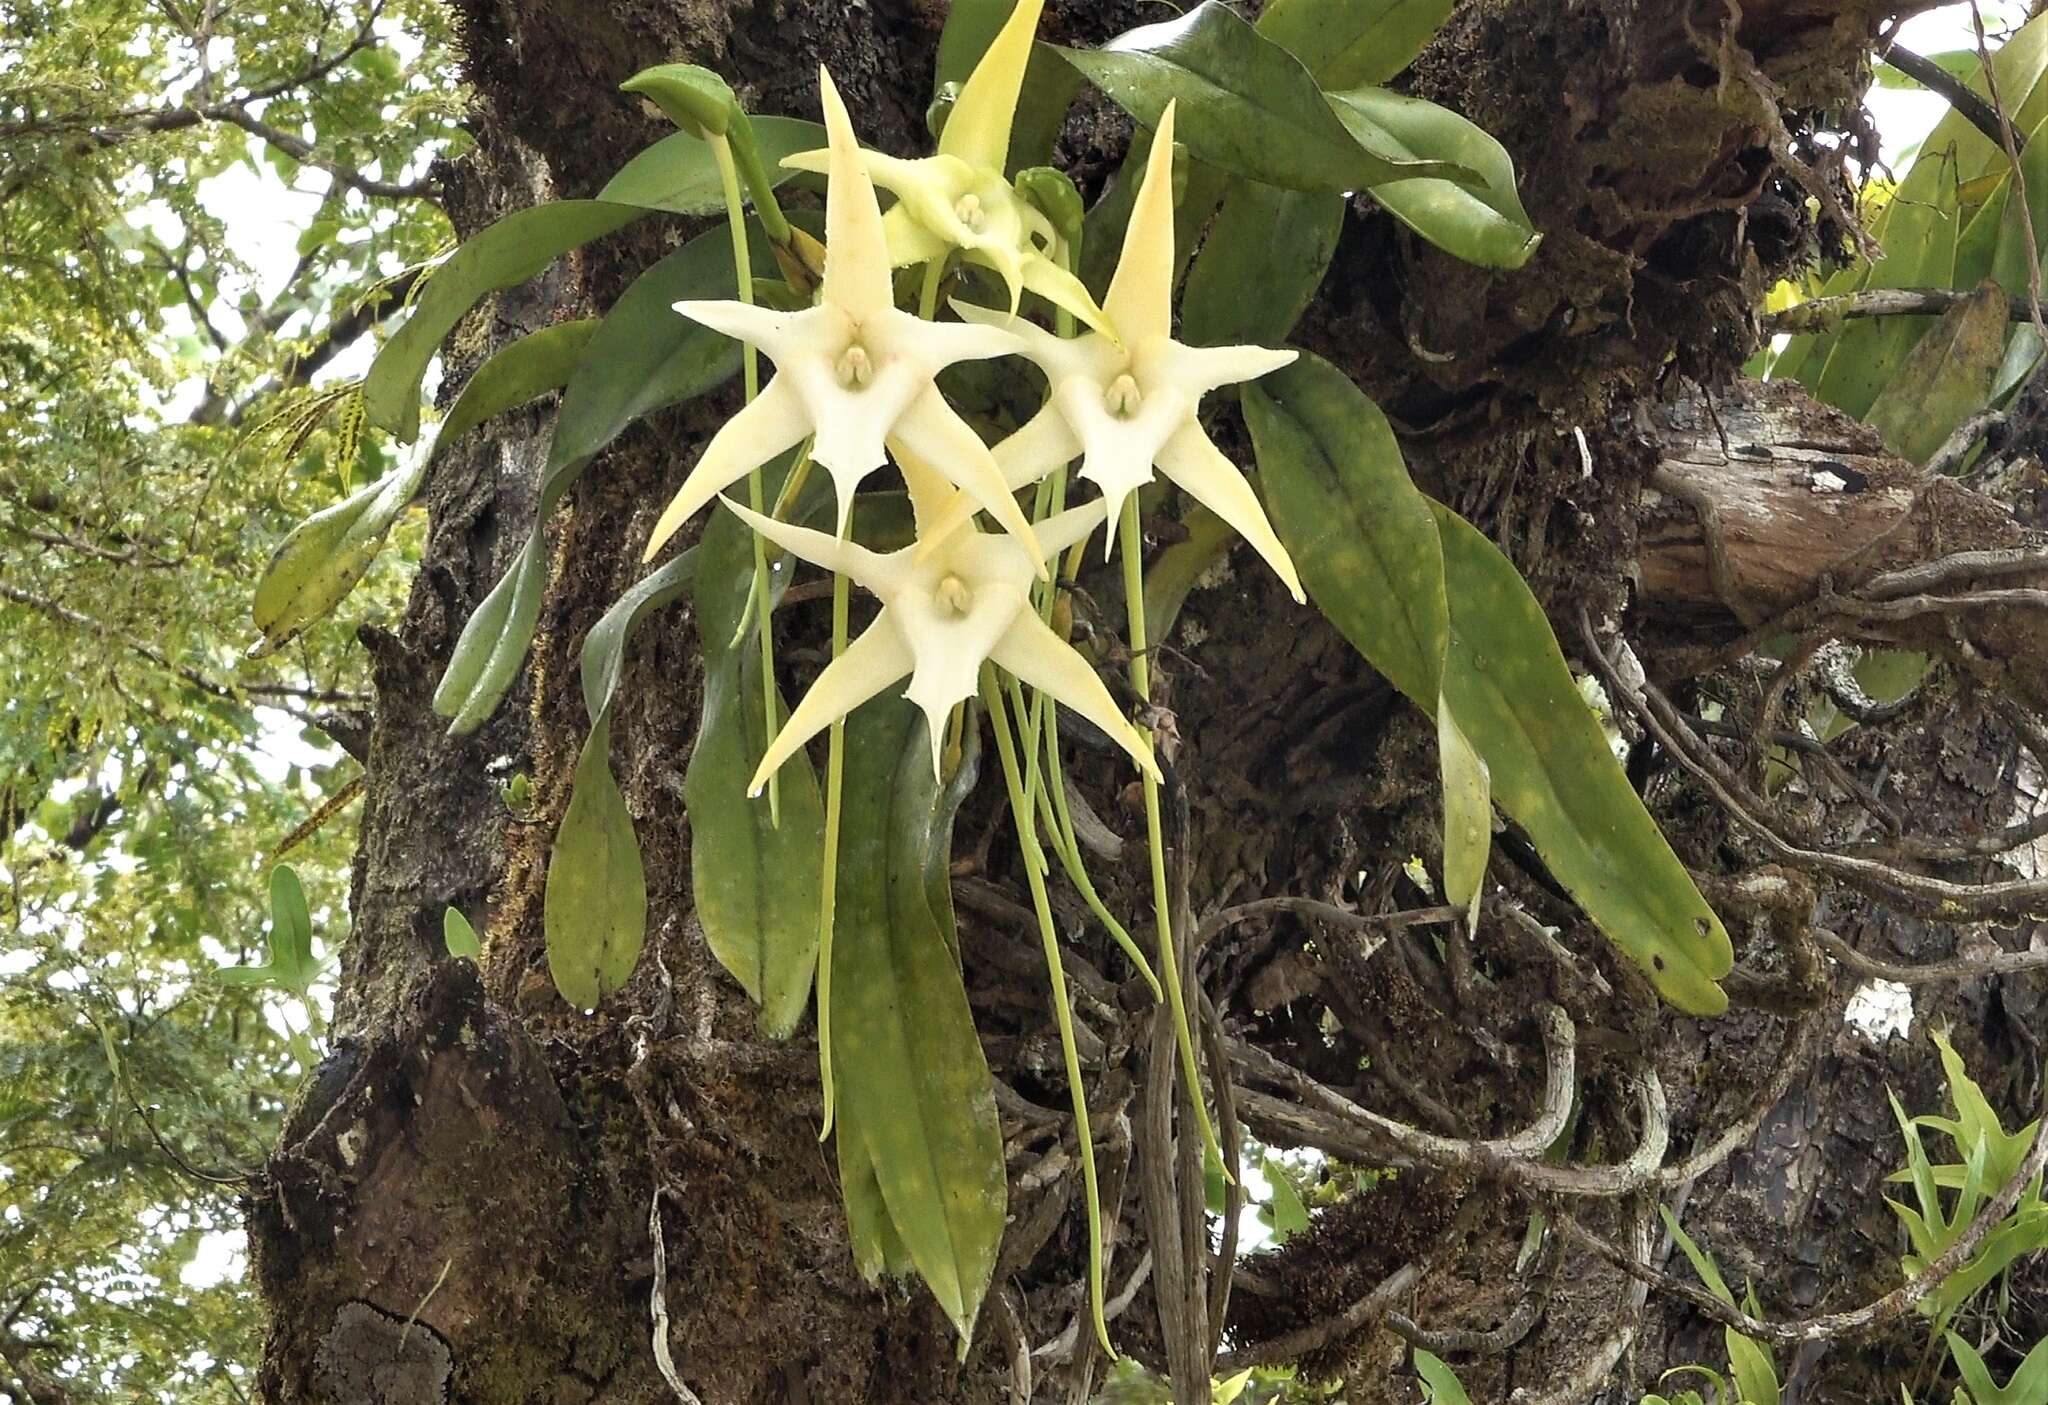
(640, 4, 1304, 795)
(631, 0, 1308, 1354)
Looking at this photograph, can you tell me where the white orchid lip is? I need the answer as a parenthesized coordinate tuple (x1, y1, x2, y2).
(641, 64, 1043, 564)
(727, 446, 1161, 792)
(964, 100, 1307, 602)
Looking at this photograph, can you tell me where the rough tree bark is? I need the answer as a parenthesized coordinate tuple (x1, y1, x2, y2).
(247, 2, 2048, 1402)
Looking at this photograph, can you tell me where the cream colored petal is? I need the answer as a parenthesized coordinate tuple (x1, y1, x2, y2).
(941, 0, 1043, 170)
(643, 376, 810, 561)
(1032, 500, 1108, 564)
(749, 618, 913, 794)
(1154, 340, 1298, 401)
(780, 146, 828, 175)
(672, 298, 823, 368)
(892, 387, 1044, 568)
(1104, 101, 1178, 345)
(992, 402, 1082, 491)
(990, 611, 1160, 780)
(888, 439, 975, 545)
(716, 494, 890, 589)
(872, 306, 1025, 373)
(1019, 255, 1117, 341)
(817, 68, 895, 321)
(1155, 422, 1305, 602)
(882, 203, 953, 267)
(962, 240, 1027, 318)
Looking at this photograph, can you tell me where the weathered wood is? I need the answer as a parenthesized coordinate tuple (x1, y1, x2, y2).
(1638, 378, 2048, 700)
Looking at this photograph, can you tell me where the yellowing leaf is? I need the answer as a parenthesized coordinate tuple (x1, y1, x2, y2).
(544, 717, 647, 1010)
(1864, 281, 2008, 464)
(1437, 695, 1491, 933)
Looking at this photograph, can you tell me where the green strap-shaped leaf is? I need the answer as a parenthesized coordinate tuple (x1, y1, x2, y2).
(831, 697, 1006, 1349)
(433, 223, 755, 734)
(216, 864, 321, 999)
(1412, 1349, 1475, 1405)
(835, 1092, 918, 1283)
(1180, 178, 1344, 347)
(1326, 85, 1541, 270)
(1429, 503, 1733, 1014)
(577, 550, 700, 727)
(539, 548, 704, 1014)
(1811, 155, 1962, 420)
(685, 458, 825, 1039)
(1244, 352, 1448, 703)
(1437, 695, 1490, 932)
(1057, 2, 1467, 196)
(1250, 353, 1730, 1012)
(598, 115, 823, 215)
(1949, 1331, 2048, 1405)
(443, 906, 481, 960)
(1256, 0, 1455, 88)
(365, 201, 647, 441)
(544, 714, 647, 1010)
(1864, 280, 2008, 464)
(252, 319, 598, 655)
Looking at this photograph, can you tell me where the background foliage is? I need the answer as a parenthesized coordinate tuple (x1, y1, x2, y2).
(0, 2, 459, 1397)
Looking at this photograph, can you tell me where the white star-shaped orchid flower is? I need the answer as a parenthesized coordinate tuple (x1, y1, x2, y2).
(968, 101, 1306, 602)
(643, 66, 1040, 562)
(781, 0, 1112, 339)
(730, 446, 1159, 791)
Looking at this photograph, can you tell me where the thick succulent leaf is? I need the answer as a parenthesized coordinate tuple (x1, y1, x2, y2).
(599, 115, 822, 214)
(1245, 352, 1447, 703)
(1863, 281, 2008, 464)
(432, 537, 550, 734)
(1179, 179, 1345, 346)
(216, 865, 322, 998)
(831, 696, 1006, 1349)
(1776, 15, 2048, 390)
(1251, 355, 1729, 1010)
(1429, 503, 1733, 1013)
(685, 462, 825, 1039)
(544, 716, 647, 1010)
(1948, 1331, 2048, 1405)
(835, 1094, 918, 1283)
(443, 907, 481, 960)
(1326, 85, 1541, 269)
(433, 224, 752, 734)
(1057, 2, 1466, 195)
(1412, 1350, 1475, 1405)
(1256, 0, 1454, 87)
(1437, 695, 1491, 932)
(577, 549, 701, 727)
(251, 319, 597, 655)
(365, 201, 646, 441)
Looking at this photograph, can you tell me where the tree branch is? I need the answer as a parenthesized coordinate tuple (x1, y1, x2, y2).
(1881, 45, 2008, 152)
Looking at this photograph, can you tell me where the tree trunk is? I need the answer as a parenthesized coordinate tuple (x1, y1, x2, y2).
(248, 1, 2048, 1401)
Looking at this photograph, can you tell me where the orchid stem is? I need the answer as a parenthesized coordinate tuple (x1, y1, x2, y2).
(714, 132, 781, 826)
(918, 255, 946, 322)
(816, 503, 854, 1140)
(984, 664, 1114, 1359)
(1041, 703, 1163, 1001)
(1118, 495, 1222, 1171)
